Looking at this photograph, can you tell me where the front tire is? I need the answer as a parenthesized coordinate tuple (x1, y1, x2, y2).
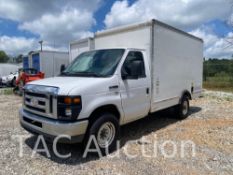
(85, 113, 119, 155)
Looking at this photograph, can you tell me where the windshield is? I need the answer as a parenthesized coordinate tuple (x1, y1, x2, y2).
(62, 49, 125, 77)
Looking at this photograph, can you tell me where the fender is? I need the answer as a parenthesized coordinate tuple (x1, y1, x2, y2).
(77, 92, 125, 125)
(180, 90, 192, 103)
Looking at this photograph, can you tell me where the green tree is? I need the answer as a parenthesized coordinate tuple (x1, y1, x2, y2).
(0, 50, 9, 63)
(15, 54, 23, 63)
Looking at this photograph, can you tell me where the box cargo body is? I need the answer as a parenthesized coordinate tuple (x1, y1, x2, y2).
(0, 63, 21, 76)
(69, 38, 94, 62)
(95, 20, 203, 112)
(28, 51, 69, 78)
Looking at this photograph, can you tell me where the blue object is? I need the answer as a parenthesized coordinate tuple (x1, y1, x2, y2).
(32, 53, 40, 72)
(23, 56, 29, 69)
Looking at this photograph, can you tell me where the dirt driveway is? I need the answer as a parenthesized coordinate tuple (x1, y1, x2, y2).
(0, 90, 233, 175)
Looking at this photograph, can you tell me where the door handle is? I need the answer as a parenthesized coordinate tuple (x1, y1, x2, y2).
(146, 88, 149, 94)
(109, 85, 119, 90)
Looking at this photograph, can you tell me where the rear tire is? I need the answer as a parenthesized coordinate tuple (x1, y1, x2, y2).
(84, 113, 119, 156)
(175, 95, 190, 119)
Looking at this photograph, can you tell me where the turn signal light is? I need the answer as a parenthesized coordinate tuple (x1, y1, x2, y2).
(73, 97, 81, 104)
(64, 97, 81, 104)
(64, 97, 72, 104)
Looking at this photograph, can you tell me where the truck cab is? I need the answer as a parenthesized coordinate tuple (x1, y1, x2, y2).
(19, 48, 155, 152)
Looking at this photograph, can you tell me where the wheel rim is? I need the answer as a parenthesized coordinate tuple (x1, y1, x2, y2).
(97, 122, 116, 148)
(182, 100, 188, 115)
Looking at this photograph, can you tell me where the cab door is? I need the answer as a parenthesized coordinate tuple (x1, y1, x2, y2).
(119, 51, 151, 123)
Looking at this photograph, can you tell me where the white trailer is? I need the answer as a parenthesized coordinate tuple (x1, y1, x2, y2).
(29, 50, 69, 78)
(69, 38, 94, 62)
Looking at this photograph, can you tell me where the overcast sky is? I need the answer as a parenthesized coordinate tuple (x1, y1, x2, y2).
(0, 0, 232, 58)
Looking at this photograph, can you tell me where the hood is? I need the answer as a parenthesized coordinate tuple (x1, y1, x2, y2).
(28, 76, 118, 95)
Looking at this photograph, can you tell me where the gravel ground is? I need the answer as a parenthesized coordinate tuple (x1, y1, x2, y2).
(0, 90, 233, 175)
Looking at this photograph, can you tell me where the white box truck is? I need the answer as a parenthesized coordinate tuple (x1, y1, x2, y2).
(69, 38, 94, 62)
(23, 50, 69, 78)
(19, 19, 203, 153)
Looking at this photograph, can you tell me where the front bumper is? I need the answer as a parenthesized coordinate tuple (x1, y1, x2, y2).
(19, 108, 88, 143)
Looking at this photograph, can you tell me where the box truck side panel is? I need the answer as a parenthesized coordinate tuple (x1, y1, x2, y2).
(52, 52, 69, 76)
(32, 53, 40, 72)
(40, 52, 69, 78)
(70, 42, 88, 61)
(23, 56, 29, 69)
(0, 64, 20, 76)
(95, 26, 151, 62)
(40, 52, 54, 78)
(151, 23, 203, 112)
(70, 38, 94, 62)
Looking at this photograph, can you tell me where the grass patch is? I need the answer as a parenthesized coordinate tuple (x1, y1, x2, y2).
(203, 83, 233, 93)
(203, 76, 233, 93)
(0, 88, 14, 95)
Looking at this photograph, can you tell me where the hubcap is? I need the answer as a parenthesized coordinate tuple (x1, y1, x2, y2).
(97, 122, 115, 148)
(182, 100, 188, 115)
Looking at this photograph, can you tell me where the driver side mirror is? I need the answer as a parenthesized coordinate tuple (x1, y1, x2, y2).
(60, 64, 66, 73)
(122, 60, 142, 80)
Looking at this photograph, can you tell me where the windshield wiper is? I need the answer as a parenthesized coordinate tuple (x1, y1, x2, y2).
(65, 71, 102, 77)
(60, 72, 71, 76)
(76, 71, 102, 77)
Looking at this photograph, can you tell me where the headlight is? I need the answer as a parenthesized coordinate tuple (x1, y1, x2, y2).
(57, 96, 82, 121)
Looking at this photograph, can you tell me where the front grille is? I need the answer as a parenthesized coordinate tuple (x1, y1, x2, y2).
(25, 105, 46, 113)
(24, 90, 56, 119)
(38, 101, 46, 106)
(25, 91, 47, 98)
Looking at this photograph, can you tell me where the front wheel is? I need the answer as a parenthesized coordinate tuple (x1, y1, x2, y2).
(84, 113, 119, 155)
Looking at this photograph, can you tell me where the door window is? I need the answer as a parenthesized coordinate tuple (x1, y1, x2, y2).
(121, 51, 146, 79)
